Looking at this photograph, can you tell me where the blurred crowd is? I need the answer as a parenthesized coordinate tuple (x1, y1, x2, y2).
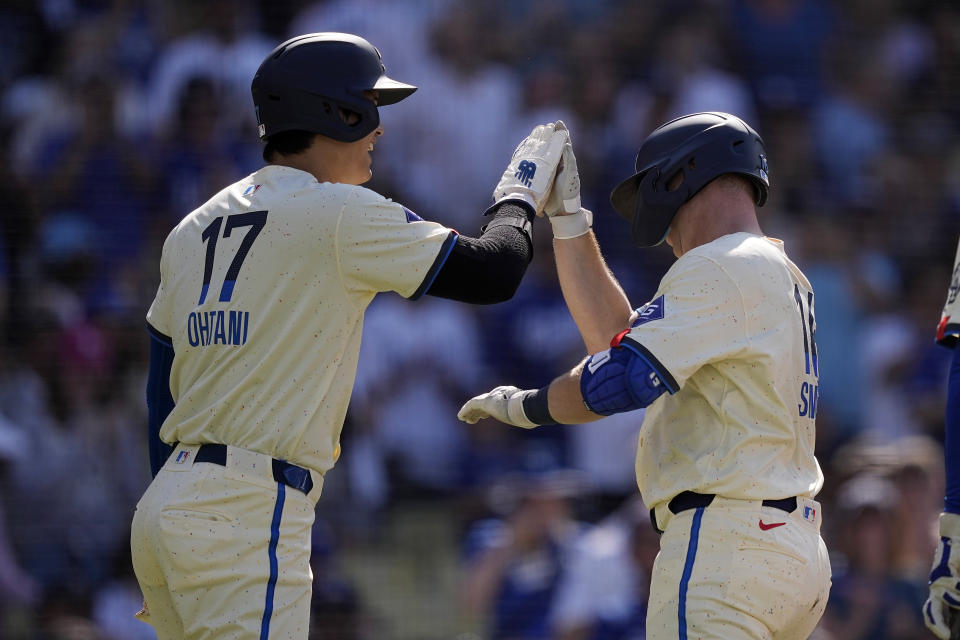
(0, 0, 957, 638)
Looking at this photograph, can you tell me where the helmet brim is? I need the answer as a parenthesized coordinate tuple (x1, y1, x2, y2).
(373, 76, 417, 105)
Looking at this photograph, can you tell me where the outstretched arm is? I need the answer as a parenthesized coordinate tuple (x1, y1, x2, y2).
(458, 344, 667, 428)
(543, 136, 632, 353)
(553, 232, 633, 354)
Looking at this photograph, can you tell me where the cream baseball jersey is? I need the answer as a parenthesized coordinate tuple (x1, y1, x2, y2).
(617, 233, 824, 509)
(937, 237, 960, 347)
(146, 165, 456, 474)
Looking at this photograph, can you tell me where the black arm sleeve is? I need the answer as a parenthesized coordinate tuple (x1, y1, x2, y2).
(425, 202, 535, 304)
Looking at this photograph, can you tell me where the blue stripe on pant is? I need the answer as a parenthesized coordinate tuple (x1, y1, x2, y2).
(678, 506, 705, 640)
(260, 483, 286, 640)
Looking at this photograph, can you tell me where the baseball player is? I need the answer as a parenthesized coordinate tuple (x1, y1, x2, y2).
(459, 112, 832, 639)
(131, 32, 570, 639)
(924, 237, 960, 640)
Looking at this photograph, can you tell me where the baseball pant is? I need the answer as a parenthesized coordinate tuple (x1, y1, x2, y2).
(131, 444, 323, 640)
(647, 496, 831, 640)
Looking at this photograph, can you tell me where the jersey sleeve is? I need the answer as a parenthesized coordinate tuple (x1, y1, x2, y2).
(616, 255, 749, 392)
(146, 229, 175, 336)
(337, 188, 457, 299)
(936, 237, 960, 348)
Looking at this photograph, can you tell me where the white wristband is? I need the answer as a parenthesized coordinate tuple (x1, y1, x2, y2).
(550, 208, 593, 239)
(506, 389, 538, 428)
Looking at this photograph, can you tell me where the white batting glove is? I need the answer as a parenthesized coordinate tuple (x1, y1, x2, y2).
(925, 512, 960, 639)
(542, 134, 593, 239)
(490, 122, 569, 215)
(544, 135, 580, 217)
(457, 386, 538, 428)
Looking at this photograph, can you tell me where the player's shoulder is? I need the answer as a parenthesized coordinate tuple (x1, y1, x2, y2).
(258, 167, 409, 215)
(338, 183, 400, 210)
(166, 180, 238, 238)
(663, 233, 791, 292)
(250, 165, 357, 206)
(663, 236, 738, 281)
(692, 233, 797, 274)
(693, 232, 782, 260)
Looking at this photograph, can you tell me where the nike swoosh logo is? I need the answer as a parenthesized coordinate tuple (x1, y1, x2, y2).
(759, 520, 786, 530)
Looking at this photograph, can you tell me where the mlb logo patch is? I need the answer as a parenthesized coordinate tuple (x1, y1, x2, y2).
(803, 505, 816, 522)
(243, 184, 262, 197)
(631, 295, 665, 327)
(175, 450, 191, 464)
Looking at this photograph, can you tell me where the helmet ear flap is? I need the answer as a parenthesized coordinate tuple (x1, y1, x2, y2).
(632, 165, 682, 247)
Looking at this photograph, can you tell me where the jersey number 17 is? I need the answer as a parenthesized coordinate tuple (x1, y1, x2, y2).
(198, 211, 269, 305)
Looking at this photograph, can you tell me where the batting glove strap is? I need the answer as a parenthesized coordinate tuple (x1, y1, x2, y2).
(481, 207, 534, 240)
(550, 208, 593, 239)
(484, 194, 538, 217)
(924, 512, 960, 639)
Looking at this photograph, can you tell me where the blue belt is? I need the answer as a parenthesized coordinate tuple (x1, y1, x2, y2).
(650, 491, 798, 534)
(195, 443, 314, 495)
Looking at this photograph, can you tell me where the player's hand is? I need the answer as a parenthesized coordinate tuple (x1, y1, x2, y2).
(542, 125, 593, 239)
(924, 512, 960, 639)
(457, 385, 538, 428)
(543, 122, 580, 217)
(489, 122, 569, 216)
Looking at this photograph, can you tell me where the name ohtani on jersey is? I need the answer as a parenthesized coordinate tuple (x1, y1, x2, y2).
(186, 309, 251, 347)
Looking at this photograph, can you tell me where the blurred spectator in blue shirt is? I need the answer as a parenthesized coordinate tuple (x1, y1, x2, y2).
(459, 468, 586, 640)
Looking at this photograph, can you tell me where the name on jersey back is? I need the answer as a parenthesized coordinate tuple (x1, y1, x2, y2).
(186, 309, 250, 347)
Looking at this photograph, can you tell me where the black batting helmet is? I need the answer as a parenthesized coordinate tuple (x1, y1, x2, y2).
(251, 32, 417, 143)
(610, 112, 769, 247)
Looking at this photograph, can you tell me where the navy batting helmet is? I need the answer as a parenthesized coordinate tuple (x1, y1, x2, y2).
(251, 32, 416, 143)
(610, 112, 769, 247)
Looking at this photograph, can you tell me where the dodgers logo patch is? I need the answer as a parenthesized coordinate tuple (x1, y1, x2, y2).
(631, 295, 665, 327)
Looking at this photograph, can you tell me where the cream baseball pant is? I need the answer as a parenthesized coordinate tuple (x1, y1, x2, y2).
(131, 443, 324, 640)
(646, 495, 831, 640)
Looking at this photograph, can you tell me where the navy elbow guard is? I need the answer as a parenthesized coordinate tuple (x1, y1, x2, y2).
(580, 346, 669, 415)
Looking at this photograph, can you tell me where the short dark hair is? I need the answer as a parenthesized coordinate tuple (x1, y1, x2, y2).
(715, 173, 760, 201)
(263, 130, 318, 162)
